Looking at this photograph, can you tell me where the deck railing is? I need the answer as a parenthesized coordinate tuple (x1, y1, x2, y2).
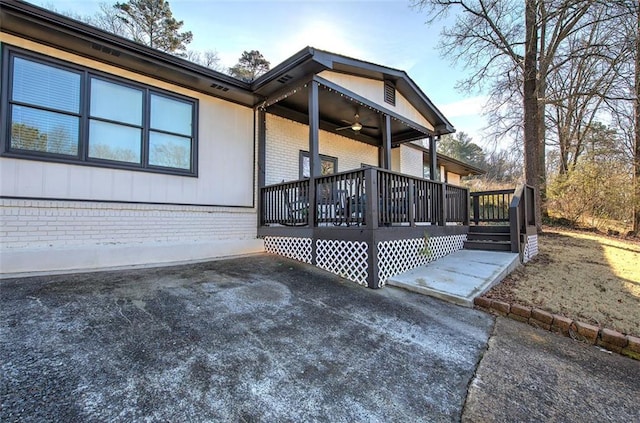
(470, 189, 515, 224)
(261, 179, 310, 226)
(260, 167, 469, 228)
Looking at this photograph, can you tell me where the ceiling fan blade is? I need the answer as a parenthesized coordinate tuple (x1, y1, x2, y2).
(335, 125, 352, 131)
(340, 119, 353, 125)
(362, 125, 378, 129)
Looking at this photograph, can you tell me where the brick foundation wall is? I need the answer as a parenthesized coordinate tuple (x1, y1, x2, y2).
(0, 198, 257, 250)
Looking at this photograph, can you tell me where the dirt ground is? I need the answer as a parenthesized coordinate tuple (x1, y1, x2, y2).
(485, 227, 640, 337)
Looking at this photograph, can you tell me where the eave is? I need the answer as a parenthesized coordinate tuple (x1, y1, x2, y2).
(0, 0, 257, 107)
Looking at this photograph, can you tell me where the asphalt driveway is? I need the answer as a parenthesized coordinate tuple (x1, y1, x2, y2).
(1, 254, 493, 422)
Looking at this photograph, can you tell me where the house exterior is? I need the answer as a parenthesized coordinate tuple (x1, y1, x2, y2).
(0, 0, 535, 284)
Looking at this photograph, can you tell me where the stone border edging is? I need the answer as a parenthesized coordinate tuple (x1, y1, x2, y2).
(473, 296, 640, 361)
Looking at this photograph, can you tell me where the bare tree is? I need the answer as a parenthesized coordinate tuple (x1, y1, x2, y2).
(184, 49, 223, 71)
(86, 2, 128, 37)
(412, 0, 627, 228)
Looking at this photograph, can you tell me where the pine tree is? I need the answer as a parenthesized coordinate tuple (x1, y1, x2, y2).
(228, 50, 270, 82)
(114, 0, 192, 54)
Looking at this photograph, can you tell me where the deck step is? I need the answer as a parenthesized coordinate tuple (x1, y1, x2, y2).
(468, 225, 511, 233)
(464, 240, 512, 252)
(467, 232, 511, 242)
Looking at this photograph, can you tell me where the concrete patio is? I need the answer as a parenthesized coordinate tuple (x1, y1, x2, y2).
(1, 254, 638, 422)
(1, 254, 493, 422)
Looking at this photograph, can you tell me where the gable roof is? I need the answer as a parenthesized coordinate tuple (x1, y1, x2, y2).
(253, 47, 455, 135)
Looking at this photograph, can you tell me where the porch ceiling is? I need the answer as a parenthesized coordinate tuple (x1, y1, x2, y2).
(263, 81, 431, 147)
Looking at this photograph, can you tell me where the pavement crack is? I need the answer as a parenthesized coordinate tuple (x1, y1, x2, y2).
(460, 315, 496, 421)
(26, 296, 44, 308)
(115, 300, 132, 325)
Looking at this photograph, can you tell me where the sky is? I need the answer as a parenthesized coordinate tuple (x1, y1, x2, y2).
(41, 0, 491, 148)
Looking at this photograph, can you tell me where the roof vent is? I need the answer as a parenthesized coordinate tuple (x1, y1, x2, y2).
(277, 74, 293, 84)
(91, 43, 121, 57)
(210, 83, 229, 92)
(384, 80, 396, 106)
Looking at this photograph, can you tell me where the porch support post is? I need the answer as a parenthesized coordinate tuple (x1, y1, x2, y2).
(380, 114, 392, 170)
(364, 167, 381, 288)
(430, 135, 438, 181)
(257, 108, 266, 227)
(308, 80, 320, 262)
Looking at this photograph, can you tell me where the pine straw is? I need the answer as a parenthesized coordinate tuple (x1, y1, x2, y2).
(484, 227, 640, 337)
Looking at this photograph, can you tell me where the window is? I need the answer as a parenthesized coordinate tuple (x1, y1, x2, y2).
(299, 151, 337, 178)
(384, 80, 396, 106)
(3, 48, 197, 175)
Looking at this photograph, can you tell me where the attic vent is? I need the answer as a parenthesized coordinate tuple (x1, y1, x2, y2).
(277, 74, 293, 84)
(210, 83, 230, 92)
(91, 43, 121, 57)
(384, 80, 396, 106)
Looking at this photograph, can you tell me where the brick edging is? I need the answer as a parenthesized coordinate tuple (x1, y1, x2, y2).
(473, 296, 640, 361)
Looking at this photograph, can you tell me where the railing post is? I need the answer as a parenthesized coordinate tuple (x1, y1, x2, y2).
(364, 168, 378, 229)
(472, 194, 479, 225)
(463, 188, 470, 226)
(408, 178, 415, 226)
(364, 168, 380, 289)
(439, 183, 447, 226)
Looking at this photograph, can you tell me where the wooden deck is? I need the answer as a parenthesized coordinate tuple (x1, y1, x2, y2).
(258, 168, 537, 288)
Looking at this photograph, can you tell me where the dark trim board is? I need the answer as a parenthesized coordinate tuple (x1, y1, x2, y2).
(258, 224, 468, 241)
(0, 196, 257, 210)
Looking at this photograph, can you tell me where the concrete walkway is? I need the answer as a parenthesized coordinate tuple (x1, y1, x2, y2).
(463, 317, 640, 422)
(387, 249, 520, 307)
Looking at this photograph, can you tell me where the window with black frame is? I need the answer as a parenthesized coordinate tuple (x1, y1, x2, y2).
(3, 48, 197, 175)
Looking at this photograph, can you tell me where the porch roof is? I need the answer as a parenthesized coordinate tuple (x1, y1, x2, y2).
(406, 143, 486, 177)
(253, 47, 456, 146)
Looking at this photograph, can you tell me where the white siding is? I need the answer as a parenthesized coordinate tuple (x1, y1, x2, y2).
(447, 172, 462, 186)
(0, 34, 261, 274)
(399, 145, 424, 178)
(0, 34, 255, 208)
(318, 71, 435, 131)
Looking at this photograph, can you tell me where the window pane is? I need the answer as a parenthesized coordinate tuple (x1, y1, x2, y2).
(12, 57, 80, 113)
(321, 159, 335, 175)
(149, 131, 191, 170)
(10, 105, 79, 156)
(302, 155, 310, 178)
(150, 94, 192, 135)
(301, 154, 336, 178)
(90, 78, 142, 125)
(88, 120, 141, 163)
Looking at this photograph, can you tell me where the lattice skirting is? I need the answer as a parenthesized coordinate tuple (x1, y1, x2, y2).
(523, 234, 539, 263)
(315, 240, 369, 286)
(377, 234, 467, 288)
(264, 236, 312, 264)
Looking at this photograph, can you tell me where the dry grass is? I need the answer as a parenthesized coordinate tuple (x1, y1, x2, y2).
(485, 227, 640, 337)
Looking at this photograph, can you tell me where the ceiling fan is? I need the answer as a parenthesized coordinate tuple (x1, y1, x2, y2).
(336, 114, 378, 132)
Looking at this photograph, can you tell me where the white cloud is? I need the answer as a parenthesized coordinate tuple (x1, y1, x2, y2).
(439, 96, 489, 118)
(270, 19, 368, 65)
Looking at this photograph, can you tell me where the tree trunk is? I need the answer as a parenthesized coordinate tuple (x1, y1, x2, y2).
(634, 3, 640, 234)
(537, 78, 547, 215)
(524, 0, 542, 230)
